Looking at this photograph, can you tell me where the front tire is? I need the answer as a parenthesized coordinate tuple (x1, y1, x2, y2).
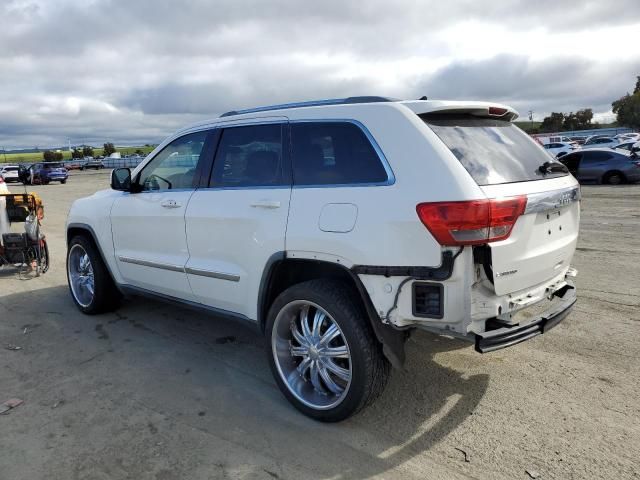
(266, 279, 390, 422)
(67, 235, 120, 314)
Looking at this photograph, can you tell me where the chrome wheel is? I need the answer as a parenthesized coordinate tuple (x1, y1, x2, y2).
(68, 244, 95, 308)
(272, 300, 352, 410)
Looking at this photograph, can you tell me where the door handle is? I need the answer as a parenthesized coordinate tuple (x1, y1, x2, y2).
(250, 200, 281, 209)
(161, 199, 181, 209)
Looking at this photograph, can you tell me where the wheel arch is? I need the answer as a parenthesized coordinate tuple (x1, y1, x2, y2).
(602, 169, 626, 184)
(258, 256, 407, 368)
(66, 222, 122, 293)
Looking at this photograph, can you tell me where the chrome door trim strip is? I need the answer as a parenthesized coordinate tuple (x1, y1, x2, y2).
(117, 256, 184, 273)
(118, 255, 241, 282)
(184, 266, 240, 282)
(525, 185, 581, 214)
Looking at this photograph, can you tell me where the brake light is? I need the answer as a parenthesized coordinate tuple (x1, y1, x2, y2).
(488, 106, 508, 116)
(416, 196, 527, 246)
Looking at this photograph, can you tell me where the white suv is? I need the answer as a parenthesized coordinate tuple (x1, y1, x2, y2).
(66, 97, 580, 421)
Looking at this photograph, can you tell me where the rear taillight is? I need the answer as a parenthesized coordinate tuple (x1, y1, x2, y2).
(416, 196, 527, 246)
(488, 106, 508, 116)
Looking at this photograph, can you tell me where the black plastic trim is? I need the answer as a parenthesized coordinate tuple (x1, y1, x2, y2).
(120, 284, 259, 330)
(475, 284, 576, 353)
(257, 251, 286, 330)
(352, 250, 456, 281)
(411, 282, 444, 319)
(344, 267, 408, 369)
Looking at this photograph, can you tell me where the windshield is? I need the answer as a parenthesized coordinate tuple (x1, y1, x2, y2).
(422, 114, 568, 185)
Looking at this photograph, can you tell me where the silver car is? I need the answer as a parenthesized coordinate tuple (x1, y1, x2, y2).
(559, 149, 640, 185)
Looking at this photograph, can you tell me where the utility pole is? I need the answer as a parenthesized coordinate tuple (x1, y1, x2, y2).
(528, 110, 534, 131)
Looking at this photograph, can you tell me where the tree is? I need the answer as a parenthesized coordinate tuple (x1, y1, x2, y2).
(612, 76, 640, 129)
(563, 108, 593, 131)
(134, 149, 144, 156)
(539, 112, 565, 133)
(43, 150, 63, 162)
(103, 142, 116, 157)
(71, 148, 83, 159)
(575, 108, 593, 128)
(82, 145, 94, 157)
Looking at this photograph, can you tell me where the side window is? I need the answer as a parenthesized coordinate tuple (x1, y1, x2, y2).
(137, 131, 208, 191)
(291, 122, 388, 186)
(587, 152, 611, 162)
(210, 124, 284, 187)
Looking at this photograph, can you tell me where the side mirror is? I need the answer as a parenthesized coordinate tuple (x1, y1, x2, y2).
(111, 168, 132, 191)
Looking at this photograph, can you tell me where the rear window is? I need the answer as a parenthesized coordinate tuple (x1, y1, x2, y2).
(43, 163, 63, 169)
(423, 115, 568, 185)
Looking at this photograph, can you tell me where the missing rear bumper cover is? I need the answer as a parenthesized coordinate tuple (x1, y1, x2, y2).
(475, 283, 576, 353)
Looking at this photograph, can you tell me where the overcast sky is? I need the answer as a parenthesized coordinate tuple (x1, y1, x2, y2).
(1, 0, 639, 149)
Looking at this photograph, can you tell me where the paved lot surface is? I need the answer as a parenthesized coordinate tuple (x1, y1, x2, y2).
(1, 172, 639, 480)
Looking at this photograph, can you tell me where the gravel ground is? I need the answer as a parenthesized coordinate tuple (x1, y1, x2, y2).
(1, 172, 639, 480)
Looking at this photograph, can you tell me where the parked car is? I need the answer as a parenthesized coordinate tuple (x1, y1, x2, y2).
(537, 135, 575, 145)
(23, 162, 69, 184)
(611, 141, 640, 154)
(559, 149, 640, 184)
(0, 165, 21, 183)
(80, 158, 105, 170)
(64, 160, 83, 170)
(569, 136, 587, 145)
(613, 133, 639, 143)
(543, 142, 578, 158)
(66, 97, 580, 421)
(582, 136, 619, 149)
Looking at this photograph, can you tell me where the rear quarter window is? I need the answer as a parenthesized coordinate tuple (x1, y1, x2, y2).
(422, 114, 568, 185)
(291, 122, 389, 186)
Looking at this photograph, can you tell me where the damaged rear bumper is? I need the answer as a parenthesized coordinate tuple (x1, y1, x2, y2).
(475, 283, 576, 353)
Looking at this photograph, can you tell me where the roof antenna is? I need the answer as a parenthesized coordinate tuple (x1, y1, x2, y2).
(418, 96, 428, 100)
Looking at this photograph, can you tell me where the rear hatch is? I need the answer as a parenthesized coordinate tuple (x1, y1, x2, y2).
(422, 113, 580, 296)
(44, 163, 67, 176)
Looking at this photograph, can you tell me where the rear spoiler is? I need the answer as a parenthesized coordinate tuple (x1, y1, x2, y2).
(401, 100, 519, 121)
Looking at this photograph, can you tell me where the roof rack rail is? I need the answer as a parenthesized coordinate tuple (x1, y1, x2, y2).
(220, 96, 397, 118)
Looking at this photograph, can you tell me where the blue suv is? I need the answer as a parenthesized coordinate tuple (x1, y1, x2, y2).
(23, 162, 69, 185)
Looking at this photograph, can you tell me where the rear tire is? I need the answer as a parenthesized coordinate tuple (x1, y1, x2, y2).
(266, 279, 390, 422)
(604, 171, 625, 185)
(61, 179, 67, 184)
(67, 235, 120, 314)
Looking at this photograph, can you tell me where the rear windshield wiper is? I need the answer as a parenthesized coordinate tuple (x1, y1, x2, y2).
(538, 161, 568, 175)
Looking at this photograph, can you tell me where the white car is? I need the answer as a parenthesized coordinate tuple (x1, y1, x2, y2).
(582, 136, 619, 149)
(613, 133, 639, 143)
(65, 97, 580, 421)
(543, 142, 578, 158)
(0, 165, 21, 183)
(611, 140, 640, 154)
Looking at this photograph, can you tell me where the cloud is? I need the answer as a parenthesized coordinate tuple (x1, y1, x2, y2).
(414, 54, 640, 119)
(0, 0, 639, 148)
